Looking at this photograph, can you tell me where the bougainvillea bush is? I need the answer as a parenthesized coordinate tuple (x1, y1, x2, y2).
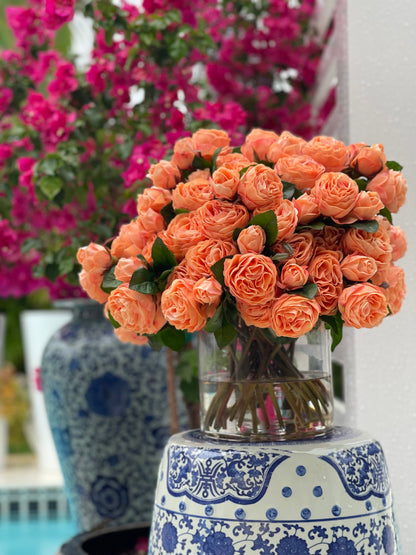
(0, 0, 324, 299)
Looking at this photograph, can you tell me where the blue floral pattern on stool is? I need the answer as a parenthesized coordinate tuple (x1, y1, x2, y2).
(167, 445, 288, 504)
(150, 509, 398, 554)
(320, 441, 390, 500)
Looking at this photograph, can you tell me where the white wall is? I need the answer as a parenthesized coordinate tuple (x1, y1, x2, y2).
(339, 2, 416, 551)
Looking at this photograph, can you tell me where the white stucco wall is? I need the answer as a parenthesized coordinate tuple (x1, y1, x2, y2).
(340, 2, 416, 551)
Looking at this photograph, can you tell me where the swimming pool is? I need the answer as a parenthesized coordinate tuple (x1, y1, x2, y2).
(0, 518, 78, 555)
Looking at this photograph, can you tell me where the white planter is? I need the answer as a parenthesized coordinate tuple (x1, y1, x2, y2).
(0, 417, 8, 469)
(20, 309, 72, 473)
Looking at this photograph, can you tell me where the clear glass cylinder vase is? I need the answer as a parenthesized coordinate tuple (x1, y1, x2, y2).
(199, 322, 334, 441)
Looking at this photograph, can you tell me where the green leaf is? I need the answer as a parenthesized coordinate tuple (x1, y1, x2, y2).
(180, 376, 200, 404)
(102, 266, 123, 293)
(271, 252, 290, 262)
(386, 160, 403, 171)
(288, 282, 318, 300)
(84, 2, 94, 18)
(214, 322, 237, 349)
(108, 310, 121, 329)
(211, 146, 223, 172)
(204, 304, 224, 333)
(175, 349, 198, 383)
(355, 178, 368, 191)
(282, 242, 294, 255)
(282, 180, 296, 200)
(297, 219, 326, 231)
(232, 227, 243, 242)
(247, 210, 278, 245)
(160, 202, 176, 225)
(151, 237, 177, 274)
(130, 267, 154, 286)
(38, 176, 63, 201)
(210, 256, 232, 287)
(349, 220, 379, 233)
(145, 333, 164, 351)
(37, 155, 61, 176)
(192, 155, 211, 170)
(239, 164, 255, 178)
(321, 312, 344, 351)
(158, 326, 186, 351)
(260, 327, 294, 345)
(45, 263, 60, 282)
(379, 206, 393, 224)
(130, 281, 159, 295)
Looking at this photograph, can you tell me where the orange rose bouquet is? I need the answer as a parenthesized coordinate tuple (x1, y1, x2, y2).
(77, 128, 407, 438)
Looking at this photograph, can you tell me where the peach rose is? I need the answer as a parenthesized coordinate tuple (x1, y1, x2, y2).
(350, 143, 386, 177)
(192, 128, 230, 160)
(237, 301, 273, 328)
(166, 259, 189, 286)
(266, 131, 306, 162)
(275, 155, 325, 190)
(161, 278, 207, 332)
(367, 169, 407, 213)
(312, 172, 359, 219)
(279, 261, 309, 291)
(160, 212, 206, 261)
(342, 227, 392, 271)
(111, 220, 154, 258)
(171, 137, 196, 170)
(302, 135, 348, 172)
(217, 152, 252, 171)
(293, 193, 320, 225)
(272, 231, 315, 266)
(224, 253, 277, 306)
(372, 264, 406, 315)
(188, 169, 211, 181)
(79, 270, 109, 304)
(390, 226, 407, 261)
(185, 238, 237, 280)
(137, 186, 172, 216)
(114, 257, 146, 283)
(271, 294, 320, 338)
(238, 164, 283, 211)
(114, 327, 148, 345)
(197, 200, 250, 241)
(138, 208, 165, 234)
(148, 159, 181, 189)
(313, 226, 345, 253)
(272, 199, 298, 241)
(211, 167, 240, 200)
(351, 191, 383, 221)
(346, 142, 367, 164)
(241, 128, 279, 162)
(77, 243, 112, 274)
(193, 276, 222, 317)
(107, 285, 165, 334)
(237, 225, 266, 254)
(338, 283, 388, 328)
(172, 178, 214, 211)
(340, 254, 378, 282)
(308, 251, 343, 315)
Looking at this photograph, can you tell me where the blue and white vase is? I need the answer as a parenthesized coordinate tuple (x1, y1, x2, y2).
(149, 428, 400, 554)
(41, 300, 176, 532)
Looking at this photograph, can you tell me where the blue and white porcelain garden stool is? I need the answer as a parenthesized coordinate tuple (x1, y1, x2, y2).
(149, 427, 399, 554)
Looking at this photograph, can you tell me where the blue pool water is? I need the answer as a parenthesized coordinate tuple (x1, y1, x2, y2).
(0, 518, 78, 555)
